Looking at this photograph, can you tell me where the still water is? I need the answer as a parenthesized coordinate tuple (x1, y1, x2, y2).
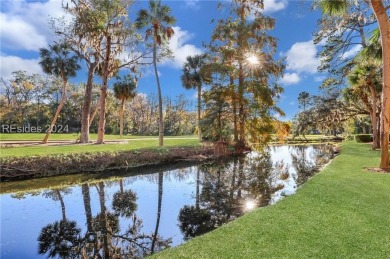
(0, 145, 334, 258)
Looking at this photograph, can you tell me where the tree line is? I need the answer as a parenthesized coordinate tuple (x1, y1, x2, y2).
(292, 0, 390, 169)
(0, 72, 196, 137)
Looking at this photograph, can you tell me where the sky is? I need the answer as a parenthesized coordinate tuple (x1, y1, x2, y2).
(0, 0, 333, 121)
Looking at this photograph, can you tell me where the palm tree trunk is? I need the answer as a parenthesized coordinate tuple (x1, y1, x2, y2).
(197, 83, 202, 141)
(97, 36, 112, 144)
(80, 61, 98, 143)
(56, 190, 66, 222)
(119, 98, 125, 138)
(196, 168, 200, 210)
(98, 182, 110, 258)
(42, 79, 67, 144)
(81, 184, 93, 233)
(151, 172, 163, 254)
(370, 0, 390, 168)
(153, 42, 164, 147)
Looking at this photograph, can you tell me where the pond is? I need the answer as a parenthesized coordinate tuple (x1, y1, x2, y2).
(0, 145, 334, 258)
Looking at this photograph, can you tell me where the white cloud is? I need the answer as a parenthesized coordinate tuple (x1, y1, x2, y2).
(185, 0, 200, 9)
(163, 26, 203, 69)
(0, 14, 47, 51)
(280, 72, 301, 85)
(263, 0, 288, 14)
(314, 75, 326, 82)
(141, 67, 162, 78)
(340, 45, 362, 60)
(0, 54, 42, 80)
(0, 0, 66, 51)
(284, 40, 320, 74)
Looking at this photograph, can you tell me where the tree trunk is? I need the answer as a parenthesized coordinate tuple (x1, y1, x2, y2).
(195, 168, 200, 210)
(153, 43, 164, 147)
(81, 184, 93, 233)
(97, 36, 112, 144)
(80, 62, 98, 143)
(42, 79, 67, 144)
(56, 190, 66, 222)
(151, 172, 163, 254)
(230, 77, 238, 142)
(119, 98, 125, 138)
(89, 104, 99, 127)
(376, 114, 381, 148)
(370, 0, 390, 168)
(238, 64, 245, 146)
(368, 80, 379, 149)
(197, 83, 202, 141)
(98, 182, 110, 258)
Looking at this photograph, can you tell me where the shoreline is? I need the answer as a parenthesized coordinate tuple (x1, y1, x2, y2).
(0, 145, 216, 182)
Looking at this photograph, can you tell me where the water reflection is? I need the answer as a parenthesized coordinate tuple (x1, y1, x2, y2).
(0, 145, 334, 258)
(36, 182, 171, 258)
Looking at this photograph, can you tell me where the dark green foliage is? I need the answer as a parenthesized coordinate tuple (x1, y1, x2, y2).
(113, 75, 137, 101)
(178, 205, 215, 240)
(355, 134, 372, 143)
(112, 190, 138, 217)
(38, 220, 81, 258)
(39, 42, 80, 79)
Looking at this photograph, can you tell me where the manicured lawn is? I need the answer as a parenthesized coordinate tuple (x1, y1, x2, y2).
(153, 141, 390, 258)
(0, 133, 194, 141)
(0, 137, 199, 157)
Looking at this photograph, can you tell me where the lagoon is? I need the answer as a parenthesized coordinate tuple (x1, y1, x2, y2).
(0, 145, 334, 258)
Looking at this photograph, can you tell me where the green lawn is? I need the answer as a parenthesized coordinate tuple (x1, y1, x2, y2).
(0, 137, 199, 157)
(0, 133, 195, 141)
(153, 141, 390, 258)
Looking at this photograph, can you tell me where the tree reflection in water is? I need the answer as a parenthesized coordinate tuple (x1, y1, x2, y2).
(28, 145, 335, 257)
(37, 181, 171, 258)
(291, 145, 334, 186)
(178, 150, 290, 240)
(38, 220, 81, 258)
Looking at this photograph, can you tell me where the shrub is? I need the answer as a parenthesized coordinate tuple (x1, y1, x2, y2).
(355, 134, 372, 143)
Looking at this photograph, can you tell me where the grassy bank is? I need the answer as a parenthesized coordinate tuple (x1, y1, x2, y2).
(0, 133, 195, 141)
(0, 137, 199, 157)
(153, 141, 390, 258)
(1, 145, 212, 181)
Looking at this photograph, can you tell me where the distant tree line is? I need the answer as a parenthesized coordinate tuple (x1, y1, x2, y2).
(0, 71, 196, 136)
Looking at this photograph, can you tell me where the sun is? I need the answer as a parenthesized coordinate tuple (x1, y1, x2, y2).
(244, 200, 256, 211)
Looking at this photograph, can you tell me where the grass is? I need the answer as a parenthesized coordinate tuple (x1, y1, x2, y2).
(0, 137, 200, 157)
(153, 141, 390, 258)
(0, 133, 195, 141)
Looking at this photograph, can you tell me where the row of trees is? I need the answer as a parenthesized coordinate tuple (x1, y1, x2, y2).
(1, 0, 286, 151)
(180, 0, 284, 149)
(0, 71, 196, 137)
(292, 0, 389, 168)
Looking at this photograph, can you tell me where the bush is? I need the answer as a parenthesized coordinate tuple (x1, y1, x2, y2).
(355, 134, 372, 143)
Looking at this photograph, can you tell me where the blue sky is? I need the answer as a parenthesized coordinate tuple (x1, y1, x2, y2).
(0, 0, 332, 120)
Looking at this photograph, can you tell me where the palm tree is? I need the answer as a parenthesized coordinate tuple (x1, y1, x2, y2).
(181, 54, 207, 141)
(318, 0, 389, 168)
(39, 42, 80, 144)
(136, 0, 176, 147)
(348, 64, 382, 150)
(113, 75, 137, 138)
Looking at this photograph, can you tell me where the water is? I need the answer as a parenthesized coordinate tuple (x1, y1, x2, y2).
(0, 145, 334, 258)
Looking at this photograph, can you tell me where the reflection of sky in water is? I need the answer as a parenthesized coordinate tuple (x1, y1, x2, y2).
(269, 145, 317, 204)
(0, 145, 333, 258)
